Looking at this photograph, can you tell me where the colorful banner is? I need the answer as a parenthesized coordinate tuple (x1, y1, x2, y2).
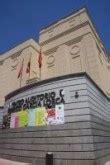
(35, 107, 46, 126)
(9, 104, 65, 128)
(10, 113, 17, 128)
(46, 108, 56, 125)
(17, 110, 29, 127)
(28, 109, 36, 126)
(46, 105, 64, 125)
(55, 104, 65, 124)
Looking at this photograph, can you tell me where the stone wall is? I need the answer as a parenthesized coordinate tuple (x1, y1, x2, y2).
(0, 107, 4, 129)
(86, 77, 110, 165)
(0, 73, 110, 165)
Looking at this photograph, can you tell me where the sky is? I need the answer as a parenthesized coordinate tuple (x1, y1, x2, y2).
(0, 0, 110, 54)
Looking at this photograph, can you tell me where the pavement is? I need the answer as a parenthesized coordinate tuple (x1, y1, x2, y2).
(0, 159, 30, 165)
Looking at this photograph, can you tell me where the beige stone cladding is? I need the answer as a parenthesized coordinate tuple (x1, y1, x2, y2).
(39, 8, 110, 95)
(0, 39, 40, 106)
(0, 7, 110, 106)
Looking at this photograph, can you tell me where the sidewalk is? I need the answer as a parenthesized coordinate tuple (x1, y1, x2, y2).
(0, 159, 30, 165)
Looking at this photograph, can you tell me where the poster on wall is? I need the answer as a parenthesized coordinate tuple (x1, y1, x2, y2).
(10, 113, 18, 128)
(28, 109, 36, 126)
(3, 87, 65, 129)
(3, 88, 66, 129)
(46, 108, 56, 125)
(17, 110, 29, 127)
(10, 111, 29, 128)
(9, 105, 65, 128)
(46, 104, 65, 125)
(55, 104, 65, 124)
(35, 107, 47, 126)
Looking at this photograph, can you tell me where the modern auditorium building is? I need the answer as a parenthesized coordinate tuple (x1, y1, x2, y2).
(0, 7, 110, 165)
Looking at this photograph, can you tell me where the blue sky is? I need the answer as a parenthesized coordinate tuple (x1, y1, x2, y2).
(0, 0, 110, 54)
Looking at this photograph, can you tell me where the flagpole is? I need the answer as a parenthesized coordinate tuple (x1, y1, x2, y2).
(40, 67, 41, 80)
(19, 58, 24, 88)
(28, 53, 31, 80)
(20, 72, 22, 88)
(38, 48, 42, 81)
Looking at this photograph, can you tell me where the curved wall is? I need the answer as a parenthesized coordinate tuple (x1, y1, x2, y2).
(0, 73, 110, 165)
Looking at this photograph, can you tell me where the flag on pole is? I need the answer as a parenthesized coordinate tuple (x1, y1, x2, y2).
(18, 59, 24, 78)
(38, 48, 42, 68)
(26, 57, 31, 74)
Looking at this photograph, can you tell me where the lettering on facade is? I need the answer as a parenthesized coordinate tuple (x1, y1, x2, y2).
(8, 89, 65, 113)
(2, 89, 65, 129)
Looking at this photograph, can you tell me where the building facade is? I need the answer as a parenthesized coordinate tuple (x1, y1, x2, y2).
(0, 40, 40, 106)
(0, 8, 110, 106)
(0, 7, 110, 165)
(0, 73, 110, 165)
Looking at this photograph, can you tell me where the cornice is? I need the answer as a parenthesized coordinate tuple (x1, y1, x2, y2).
(43, 36, 83, 56)
(11, 50, 23, 59)
(41, 19, 109, 62)
(40, 7, 86, 33)
(65, 36, 82, 46)
(43, 47, 58, 55)
(0, 44, 40, 62)
(40, 21, 89, 46)
(5, 72, 110, 101)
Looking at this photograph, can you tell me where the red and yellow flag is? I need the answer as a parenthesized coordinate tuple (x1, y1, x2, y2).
(26, 59, 31, 74)
(18, 59, 24, 78)
(38, 49, 42, 68)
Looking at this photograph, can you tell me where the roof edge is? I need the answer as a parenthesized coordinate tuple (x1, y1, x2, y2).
(5, 72, 110, 101)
